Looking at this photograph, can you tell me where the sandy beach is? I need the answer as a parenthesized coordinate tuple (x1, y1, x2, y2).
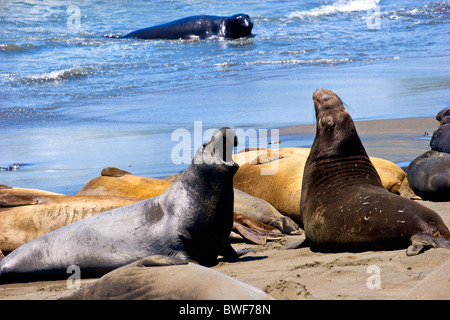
(0, 117, 449, 301)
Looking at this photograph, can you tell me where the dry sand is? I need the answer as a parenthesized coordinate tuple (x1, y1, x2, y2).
(0, 117, 448, 300)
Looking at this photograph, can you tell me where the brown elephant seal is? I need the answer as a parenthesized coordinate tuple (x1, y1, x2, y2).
(61, 255, 273, 300)
(406, 150, 450, 202)
(0, 189, 143, 254)
(300, 89, 450, 255)
(77, 171, 171, 198)
(0, 128, 241, 283)
(233, 147, 409, 224)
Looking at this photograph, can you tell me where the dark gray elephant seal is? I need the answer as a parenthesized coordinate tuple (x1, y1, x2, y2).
(121, 14, 253, 40)
(62, 255, 274, 300)
(430, 107, 450, 153)
(407, 150, 450, 202)
(300, 89, 450, 255)
(0, 128, 240, 283)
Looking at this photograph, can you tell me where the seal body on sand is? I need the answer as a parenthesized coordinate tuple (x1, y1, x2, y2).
(300, 89, 450, 255)
(407, 150, 450, 202)
(62, 255, 274, 300)
(79, 167, 300, 236)
(0, 128, 240, 283)
(430, 107, 450, 153)
(0, 190, 142, 254)
(121, 14, 253, 40)
(77, 171, 171, 198)
(233, 189, 300, 235)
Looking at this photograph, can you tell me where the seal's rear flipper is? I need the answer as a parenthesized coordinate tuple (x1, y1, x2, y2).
(406, 234, 450, 256)
(0, 249, 4, 259)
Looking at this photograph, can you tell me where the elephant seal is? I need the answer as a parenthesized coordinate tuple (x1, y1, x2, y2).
(300, 89, 450, 255)
(406, 150, 450, 202)
(436, 107, 450, 125)
(233, 189, 300, 235)
(62, 255, 274, 300)
(121, 14, 253, 40)
(77, 171, 171, 198)
(233, 147, 410, 225)
(79, 167, 300, 235)
(430, 124, 450, 153)
(0, 128, 240, 283)
(0, 189, 143, 254)
(430, 107, 450, 153)
(430, 108, 450, 153)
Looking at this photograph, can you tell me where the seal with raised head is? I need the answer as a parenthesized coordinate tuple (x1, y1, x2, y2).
(233, 147, 411, 224)
(0, 128, 240, 283)
(300, 89, 450, 255)
(121, 14, 253, 40)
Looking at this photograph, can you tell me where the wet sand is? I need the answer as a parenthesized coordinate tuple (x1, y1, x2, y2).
(0, 117, 448, 300)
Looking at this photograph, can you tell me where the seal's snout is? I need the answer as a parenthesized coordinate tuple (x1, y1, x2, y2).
(313, 88, 335, 104)
(312, 88, 345, 117)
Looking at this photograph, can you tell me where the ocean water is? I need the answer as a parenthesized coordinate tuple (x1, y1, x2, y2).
(1, 0, 449, 194)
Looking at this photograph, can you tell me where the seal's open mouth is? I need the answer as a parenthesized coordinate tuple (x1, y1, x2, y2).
(203, 127, 239, 166)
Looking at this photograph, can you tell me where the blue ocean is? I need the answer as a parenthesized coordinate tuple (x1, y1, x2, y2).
(1, 0, 449, 194)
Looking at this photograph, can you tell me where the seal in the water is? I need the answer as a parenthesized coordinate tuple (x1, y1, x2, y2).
(61, 255, 274, 300)
(406, 150, 450, 202)
(0, 128, 240, 283)
(121, 14, 253, 40)
(299, 89, 450, 255)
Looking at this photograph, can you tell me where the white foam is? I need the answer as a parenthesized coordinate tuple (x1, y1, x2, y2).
(20, 66, 96, 83)
(288, 0, 381, 19)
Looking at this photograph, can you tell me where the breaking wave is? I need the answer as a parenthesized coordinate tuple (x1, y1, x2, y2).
(288, 0, 380, 19)
(15, 66, 99, 84)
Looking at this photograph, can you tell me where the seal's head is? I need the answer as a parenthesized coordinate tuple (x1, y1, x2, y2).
(312, 88, 366, 158)
(193, 127, 239, 173)
(436, 107, 450, 125)
(226, 14, 253, 39)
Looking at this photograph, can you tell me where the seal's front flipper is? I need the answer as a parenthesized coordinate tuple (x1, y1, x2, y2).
(235, 249, 254, 256)
(219, 241, 253, 262)
(282, 234, 307, 250)
(136, 255, 188, 267)
(100, 167, 132, 177)
(407, 233, 450, 256)
(0, 194, 39, 207)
